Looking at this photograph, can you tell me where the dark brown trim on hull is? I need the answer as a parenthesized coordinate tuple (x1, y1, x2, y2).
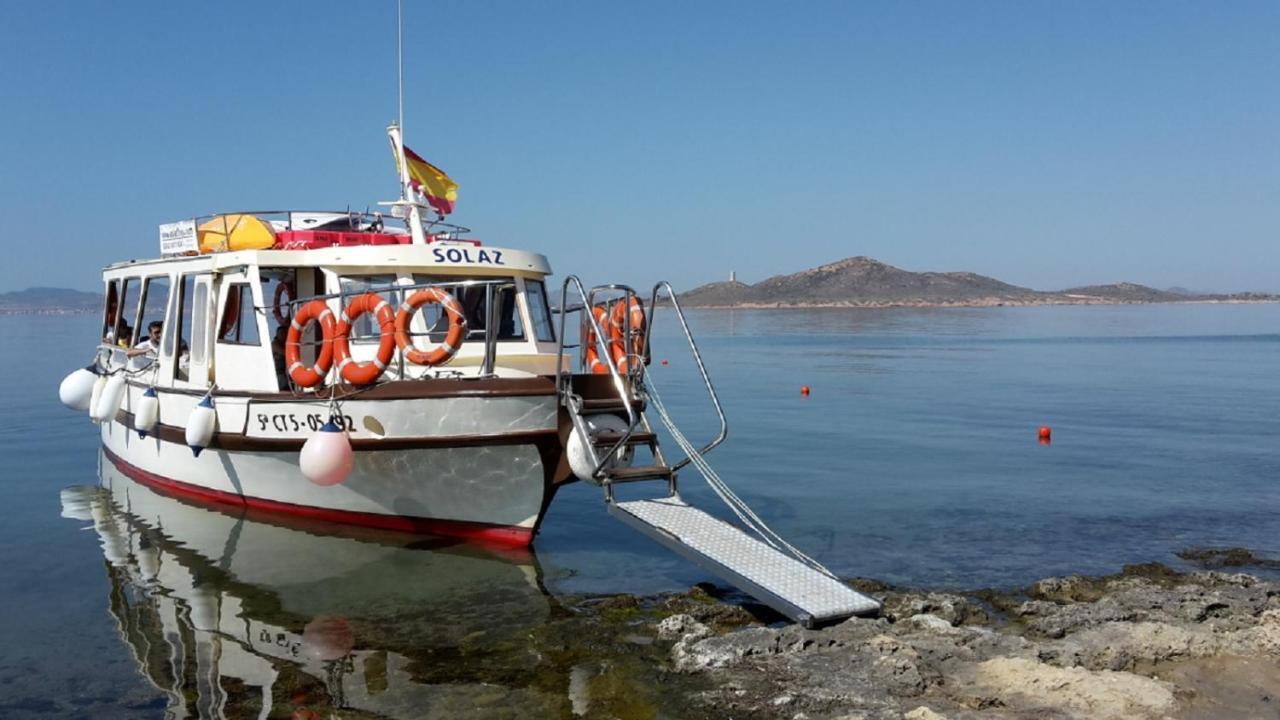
(114, 410, 558, 452)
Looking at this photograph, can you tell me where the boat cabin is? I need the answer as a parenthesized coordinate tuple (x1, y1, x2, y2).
(99, 212, 559, 393)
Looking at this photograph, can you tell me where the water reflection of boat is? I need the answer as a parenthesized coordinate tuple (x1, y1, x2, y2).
(63, 451, 572, 718)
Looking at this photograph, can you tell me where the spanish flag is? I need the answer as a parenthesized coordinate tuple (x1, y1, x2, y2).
(396, 145, 459, 216)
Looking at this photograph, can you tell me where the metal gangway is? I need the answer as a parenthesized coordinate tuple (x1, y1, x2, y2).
(556, 278, 880, 627)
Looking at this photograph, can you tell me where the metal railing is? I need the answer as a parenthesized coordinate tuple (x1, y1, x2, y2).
(646, 281, 727, 472)
(281, 277, 516, 388)
(555, 276, 639, 480)
(191, 209, 473, 240)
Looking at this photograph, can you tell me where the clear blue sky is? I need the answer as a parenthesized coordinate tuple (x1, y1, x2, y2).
(2, 1, 1277, 293)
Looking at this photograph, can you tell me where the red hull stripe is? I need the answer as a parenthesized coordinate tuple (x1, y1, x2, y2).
(102, 447, 535, 548)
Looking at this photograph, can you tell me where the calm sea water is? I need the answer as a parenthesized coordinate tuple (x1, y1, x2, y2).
(2, 304, 1278, 716)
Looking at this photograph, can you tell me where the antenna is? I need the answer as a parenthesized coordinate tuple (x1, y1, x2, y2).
(397, 0, 405, 142)
(381, 0, 427, 244)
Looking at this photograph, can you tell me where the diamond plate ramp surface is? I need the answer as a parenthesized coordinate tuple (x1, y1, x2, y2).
(609, 496, 880, 626)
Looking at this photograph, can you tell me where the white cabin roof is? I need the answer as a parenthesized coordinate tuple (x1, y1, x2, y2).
(103, 243, 552, 280)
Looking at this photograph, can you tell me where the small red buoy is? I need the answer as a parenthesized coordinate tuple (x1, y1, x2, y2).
(661, 359, 669, 366)
(1038, 426, 1051, 444)
(800, 385, 811, 396)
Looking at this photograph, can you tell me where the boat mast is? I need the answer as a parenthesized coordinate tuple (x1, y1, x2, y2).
(385, 0, 429, 245)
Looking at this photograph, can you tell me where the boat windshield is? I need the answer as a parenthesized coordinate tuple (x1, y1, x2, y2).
(331, 274, 525, 343)
(410, 274, 524, 342)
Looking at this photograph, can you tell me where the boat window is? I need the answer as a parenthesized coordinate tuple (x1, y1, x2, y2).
(129, 275, 170, 374)
(101, 279, 120, 343)
(338, 275, 398, 342)
(169, 274, 195, 380)
(525, 280, 555, 343)
(218, 283, 260, 345)
(260, 268, 297, 333)
(409, 275, 524, 341)
(138, 276, 170, 342)
(115, 279, 142, 348)
(191, 281, 208, 366)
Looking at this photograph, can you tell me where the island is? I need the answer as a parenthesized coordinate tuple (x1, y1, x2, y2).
(680, 256, 1278, 308)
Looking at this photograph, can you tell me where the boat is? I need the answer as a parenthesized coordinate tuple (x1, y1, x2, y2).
(75, 197, 590, 547)
(56, 34, 881, 625)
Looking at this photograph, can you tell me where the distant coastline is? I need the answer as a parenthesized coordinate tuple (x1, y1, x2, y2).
(681, 297, 1280, 310)
(679, 257, 1280, 309)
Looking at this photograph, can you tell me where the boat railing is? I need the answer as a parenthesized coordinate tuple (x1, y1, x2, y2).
(645, 281, 728, 472)
(190, 209, 472, 240)
(281, 277, 515, 385)
(555, 276, 639, 479)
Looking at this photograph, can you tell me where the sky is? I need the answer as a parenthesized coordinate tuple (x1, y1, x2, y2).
(1, 1, 1277, 293)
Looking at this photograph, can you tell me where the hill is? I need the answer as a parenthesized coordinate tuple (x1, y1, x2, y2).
(0, 287, 102, 314)
(1057, 283, 1189, 303)
(681, 258, 1279, 308)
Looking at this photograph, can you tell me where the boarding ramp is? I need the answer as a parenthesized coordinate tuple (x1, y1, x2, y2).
(556, 278, 881, 627)
(611, 496, 880, 626)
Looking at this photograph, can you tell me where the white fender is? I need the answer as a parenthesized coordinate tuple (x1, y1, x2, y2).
(185, 396, 217, 457)
(133, 387, 159, 438)
(92, 374, 127, 425)
(567, 413, 635, 483)
(300, 418, 354, 486)
(58, 366, 99, 411)
(88, 374, 107, 421)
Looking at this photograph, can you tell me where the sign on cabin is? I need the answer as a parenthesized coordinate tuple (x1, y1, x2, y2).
(159, 220, 198, 256)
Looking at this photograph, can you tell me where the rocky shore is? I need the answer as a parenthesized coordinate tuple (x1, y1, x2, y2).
(556, 552, 1279, 719)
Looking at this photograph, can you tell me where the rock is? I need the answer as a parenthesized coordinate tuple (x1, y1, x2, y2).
(1028, 575, 1105, 604)
(1233, 608, 1280, 655)
(662, 587, 759, 630)
(959, 657, 1177, 719)
(1047, 621, 1221, 671)
(880, 592, 989, 626)
(641, 564, 1280, 718)
(1178, 546, 1280, 569)
(908, 614, 955, 633)
(657, 614, 711, 641)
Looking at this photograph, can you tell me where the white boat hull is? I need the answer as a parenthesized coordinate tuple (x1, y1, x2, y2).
(100, 380, 568, 546)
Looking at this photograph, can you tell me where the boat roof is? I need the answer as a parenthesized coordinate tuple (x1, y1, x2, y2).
(103, 243, 553, 279)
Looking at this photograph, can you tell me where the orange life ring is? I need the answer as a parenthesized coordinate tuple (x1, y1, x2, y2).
(272, 281, 295, 326)
(394, 288, 468, 366)
(333, 293, 396, 385)
(584, 305, 614, 374)
(609, 297, 646, 373)
(284, 299, 336, 388)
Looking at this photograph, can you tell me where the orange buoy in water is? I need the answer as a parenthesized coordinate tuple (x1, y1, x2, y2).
(800, 385, 811, 396)
(1038, 426, 1052, 444)
(661, 359, 669, 366)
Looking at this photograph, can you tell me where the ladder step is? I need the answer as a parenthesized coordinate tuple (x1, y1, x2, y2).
(578, 398, 643, 414)
(604, 464, 673, 482)
(609, 496, 880, 627)
(593, 431, 657, 446)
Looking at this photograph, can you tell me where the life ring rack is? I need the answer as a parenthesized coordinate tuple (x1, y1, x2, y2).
(585, 296, 646, 374)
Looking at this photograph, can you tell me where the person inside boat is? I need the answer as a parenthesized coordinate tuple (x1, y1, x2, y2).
(126, 321, 163, 368)
(127, 321, 188, 371)
(270, 325, 288, 385)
